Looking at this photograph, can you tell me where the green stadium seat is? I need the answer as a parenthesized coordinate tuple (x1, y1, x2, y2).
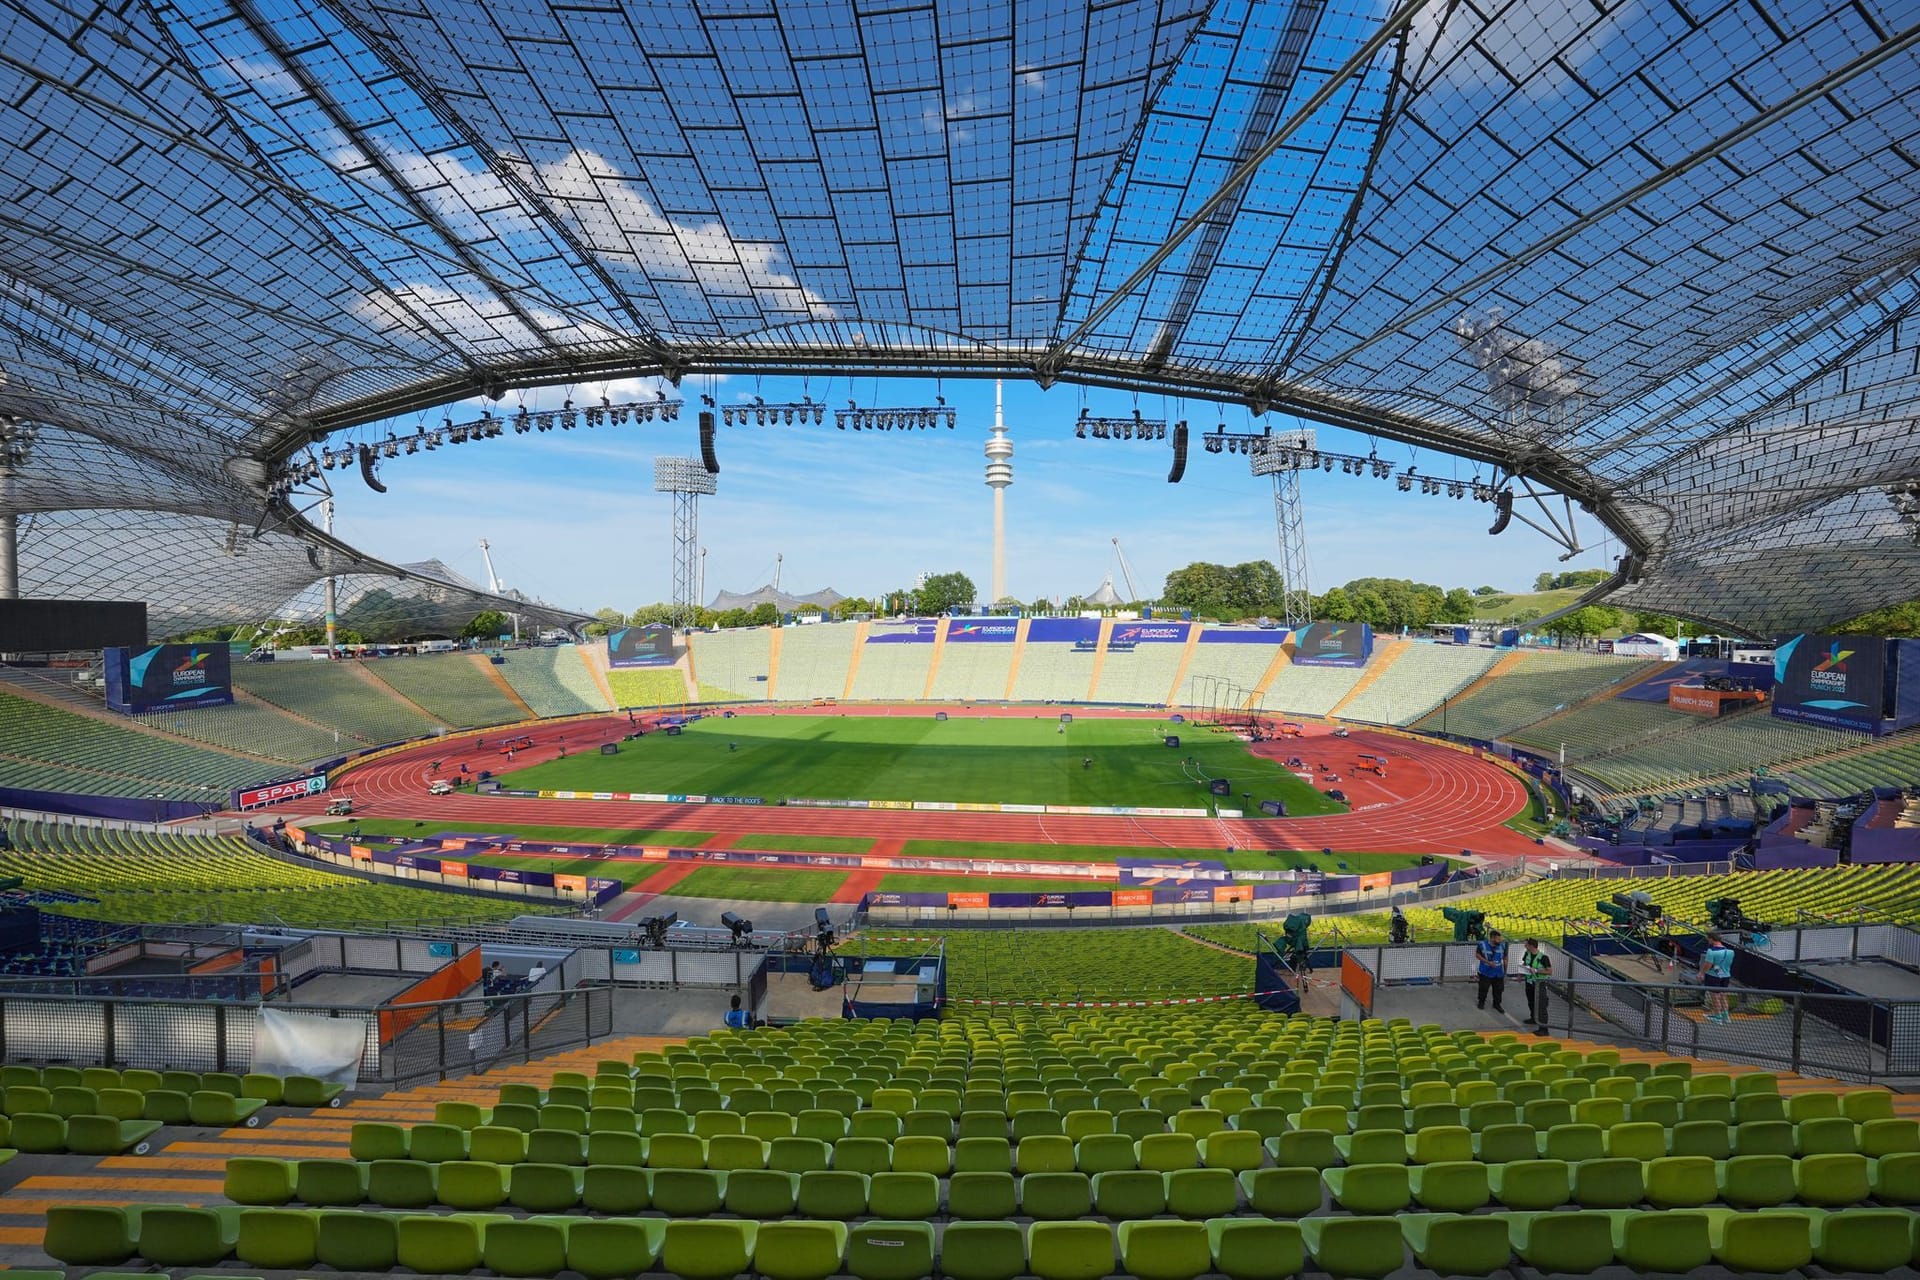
(1609, 1209, 1710, 1272)
(1803, 1206, 1919, 1272)
(1166, 1167, 1236, 1218)
(484, 1218, 570, 1279)
(410, 1123, 471, 1163)
(508, 1162, 582, 1212)
(137, 1206, 238, 1268)
(754, 1221, 848, 1280)
(45, 1205, 140, 1265)
(578, 1164, 647, 1214)
(568, 1219, 665, 1280)
(796, 1169, 870, 1219)
(235, 1207, 319, 1270)
(350, 1122, 408, 1161)
(940, 1222, 1027, 1280)
(1795, 1152, 1871, 1206)
(316, 1209, 398, 1271)
(1399, 1213, 1510, 1276)
(367, 1159, 437, 1209)
(294, 1159, 366, 1207)
(440, 1160, 511, 1210)
(1408, 1160, 1489, 1211)
(1299, 1217, 1404, 1280)
(1719, 1154, 1796, 1208)
(1021, 1170, 1093, 1220)
(1874, 1152, 1920, 1203)
(725, 1169, 799, 1217)
(1118, 1220, 1211, 1280)
(1489, 1159, 1570, 1210)
(1572, 1156, 1644, 1208)
(1703, 1207, 1813, 1272)
(652, 1168, 727, 1216)
(1645, 1155, 1718, 1208)
(847, 1221, 935, 1280)
(949, 1171, 1018, 1219)
(1507, 1210, 1614, 1273)
(1323, 1164, 1411, 1214)
(870, 1170, 940, 1218)
(1028, 1221, 1115, 1280)
(1207, 1219, 1303, 1280)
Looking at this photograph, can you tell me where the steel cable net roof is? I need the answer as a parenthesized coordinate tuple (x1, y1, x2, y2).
(2, 0, 1919, 634)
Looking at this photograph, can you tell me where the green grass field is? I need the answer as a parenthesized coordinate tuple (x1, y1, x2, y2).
(669, 866, 849, 902)
(302, 819, 713, 846)
(504, 714, 1341, 813)
(896, 840, 1446, 874)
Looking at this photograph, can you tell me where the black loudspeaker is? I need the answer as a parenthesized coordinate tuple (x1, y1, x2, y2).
(1487, 489, 1511, 535)
(699, 411, 719, 474)
(1167, 420, 1188, 483)
(358, 444, 387, 494)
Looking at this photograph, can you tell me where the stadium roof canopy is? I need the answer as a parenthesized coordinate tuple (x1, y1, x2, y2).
(1, 0, 1918, 636)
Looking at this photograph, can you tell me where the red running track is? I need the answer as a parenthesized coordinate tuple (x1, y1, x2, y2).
(303, 706, 1539, 858)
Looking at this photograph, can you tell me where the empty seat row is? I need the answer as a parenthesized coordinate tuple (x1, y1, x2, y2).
(224, 1150, 1920, 1217)
(43, 1202, 1920, 1279)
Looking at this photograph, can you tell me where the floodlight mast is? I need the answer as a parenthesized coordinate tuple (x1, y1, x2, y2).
(1249, 431, 1316, 630)
(0, 416, 34, 599)
(655, 457, 717, 631)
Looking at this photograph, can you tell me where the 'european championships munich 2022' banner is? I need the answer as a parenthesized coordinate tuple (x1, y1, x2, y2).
(945, 618, 1018, 643)
(1772, 632, 1886, 733)
(102, 643, 233, 713)
(1291, 621, 1374, 667)
(607, 625, 675, 668)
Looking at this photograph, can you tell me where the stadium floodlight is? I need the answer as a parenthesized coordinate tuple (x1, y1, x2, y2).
(835, 403, 956, 431)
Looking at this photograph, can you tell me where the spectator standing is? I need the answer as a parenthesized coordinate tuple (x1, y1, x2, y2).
(1475, 929, 1509, 1014)
(1699, 934, 1735, 1024)
(1520, 938, 1551, 1032)
(723, 994, 752, 1030)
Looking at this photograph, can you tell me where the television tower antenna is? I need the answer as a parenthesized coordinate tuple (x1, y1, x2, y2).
(1249, 430, 1316, 628)
(477, 538, 520, 642)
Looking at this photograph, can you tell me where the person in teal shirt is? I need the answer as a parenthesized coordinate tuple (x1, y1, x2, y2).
(1699, 935, 1735, 1024)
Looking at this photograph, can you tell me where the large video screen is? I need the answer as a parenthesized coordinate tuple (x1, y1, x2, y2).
(0, 599, 146, 651)
(1291, 621, 1373, 667)
(607, 625, 676, 668)
(102, 643, 233, 713)
(1771, 632, 1885, 733)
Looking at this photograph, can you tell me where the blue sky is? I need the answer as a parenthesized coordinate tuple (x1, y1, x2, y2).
(324, 374, 1624, 614)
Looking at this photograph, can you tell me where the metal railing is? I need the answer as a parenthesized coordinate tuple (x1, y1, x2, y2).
(0, 982, 617, 1088)
(854, 861, 1531, 930)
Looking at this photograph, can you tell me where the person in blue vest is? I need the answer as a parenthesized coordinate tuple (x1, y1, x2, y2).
(1475, 929, 1509, 1014)
(723, 993, 753, 1030)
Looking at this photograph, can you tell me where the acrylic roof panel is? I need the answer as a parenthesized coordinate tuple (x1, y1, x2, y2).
(0, 0, 1917, 634)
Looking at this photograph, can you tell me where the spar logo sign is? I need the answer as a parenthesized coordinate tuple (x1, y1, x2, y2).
(236, 773, 328, 809)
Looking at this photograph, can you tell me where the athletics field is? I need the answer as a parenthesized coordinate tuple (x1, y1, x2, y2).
(500, 713, 1342, 814)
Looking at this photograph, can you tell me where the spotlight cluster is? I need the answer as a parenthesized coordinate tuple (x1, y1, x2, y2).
(270, 393, 683, 497)
(835, 401, 957, 431)
(1207, 426, 1507, 506)
(719, 397, 826, 426)
(1074, 409, 1167, 440)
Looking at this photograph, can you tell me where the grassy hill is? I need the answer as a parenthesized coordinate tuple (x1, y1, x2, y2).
(1469, 586, 1586, 623)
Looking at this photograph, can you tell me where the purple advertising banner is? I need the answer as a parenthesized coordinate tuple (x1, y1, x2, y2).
(1198, 628, 1289, 644)
(1026, 617, 1102, 643)
(1109, 622, 1189, 644)
(946, 618, 1018, 643)
(866, 621, 939, 644)
(1771, 632, 1886, 733)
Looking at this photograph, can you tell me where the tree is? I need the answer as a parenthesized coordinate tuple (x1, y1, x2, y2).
(1317, 586, 1355, 621)
(629, 603, 675, 626)
(833, 596, 873, 621)
(747, 602, 778, 627)
(1545, 605, 1621, 642)
(1162, 562, 1234, 617)
(1534, 573, 1555, 592)
(584, 607, 624, 637)
(1838, 599, 1920, 636)
(916, 571, 976, 615)
(461, 610, 509, 641)
(1439, 588, 1475, 624)
(1163, 560, 1288, 619)
(1028, 595, 1054, 613)
(1474, 585, 1498, 596)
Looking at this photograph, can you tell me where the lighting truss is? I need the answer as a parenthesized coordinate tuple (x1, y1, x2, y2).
(834, 402, 957, 431)
(271, 394, 684, 497)
(717, 397, 828, 426)
(1208, 425, 1506, 502)
(1073, 409, 1167, 440)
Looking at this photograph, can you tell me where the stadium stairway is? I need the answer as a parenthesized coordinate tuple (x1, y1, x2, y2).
(1003, 617, 1032, 700)
(1325, 638, 1410, 720)
(1083, 618, 1116, 701)
(1162, 627, 1206, 707)
(766, 626, 785, 699)
(476, 657, 538, 720)
(840, 620, 872, 701)
(576, 642, 619, 710)
(1244, 638, 1294, 708)
(1426, 648, 1528, 718)
(920, 622, 950, 700)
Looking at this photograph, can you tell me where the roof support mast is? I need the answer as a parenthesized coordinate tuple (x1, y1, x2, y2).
(477, 538, 519, 643)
